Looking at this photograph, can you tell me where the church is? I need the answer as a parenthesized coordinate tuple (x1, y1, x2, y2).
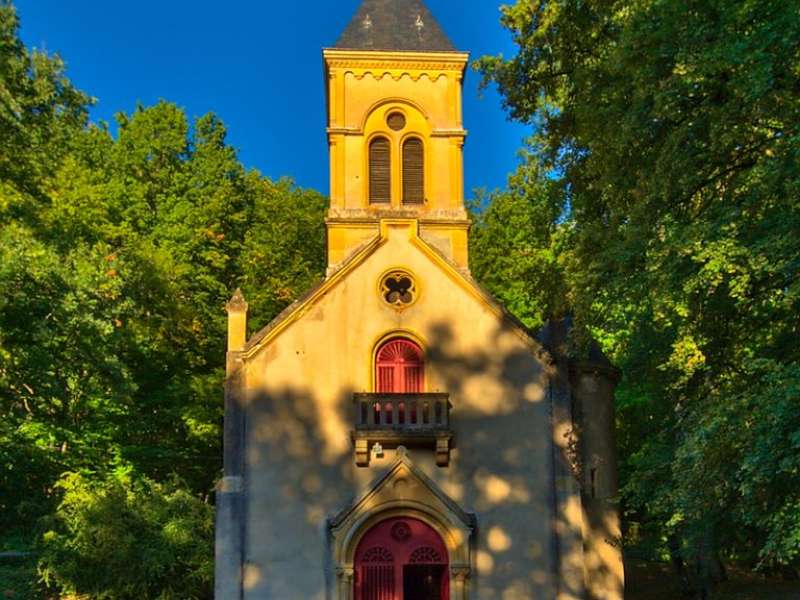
(214, 1, 624, 598)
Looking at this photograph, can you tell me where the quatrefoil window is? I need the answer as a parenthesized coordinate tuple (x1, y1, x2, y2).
(381, 271, 417, 308)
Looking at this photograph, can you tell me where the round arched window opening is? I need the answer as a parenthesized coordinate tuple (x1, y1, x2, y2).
(387, 112, 407, 131)
(375, 338, 424, 393)
(381, 271, 416, 307)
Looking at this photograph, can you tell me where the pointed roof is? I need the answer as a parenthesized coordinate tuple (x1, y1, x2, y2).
(334, 0, 456, 52)
(225, 288, 248, 313)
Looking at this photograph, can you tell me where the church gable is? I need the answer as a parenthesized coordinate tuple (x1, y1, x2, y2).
(330, 448, 474, 540)
(242, 219, 548, 366)
(241, 217, 552, 465)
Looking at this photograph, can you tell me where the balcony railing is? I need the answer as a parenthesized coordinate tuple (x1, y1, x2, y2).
(352, 393, 452, 466)
(354, 393, 450, 431)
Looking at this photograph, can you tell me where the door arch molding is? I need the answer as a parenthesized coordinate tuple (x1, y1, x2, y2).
(329, 451, 473, 600)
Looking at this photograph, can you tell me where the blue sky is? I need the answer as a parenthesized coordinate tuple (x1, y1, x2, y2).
(15, 0, 530, 196)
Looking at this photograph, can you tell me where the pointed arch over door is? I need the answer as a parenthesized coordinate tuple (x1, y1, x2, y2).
(375, 338, 424, 393)
(329, 451, 474, 599)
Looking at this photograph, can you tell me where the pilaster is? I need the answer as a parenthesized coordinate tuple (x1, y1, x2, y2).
(216, 289, 249, 599)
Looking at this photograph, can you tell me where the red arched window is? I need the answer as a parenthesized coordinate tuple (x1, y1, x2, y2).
(376, 339, 424, 393)
(354, 517, 448, 600)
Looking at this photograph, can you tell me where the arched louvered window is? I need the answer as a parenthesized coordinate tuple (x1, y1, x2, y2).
(376, 339, 424, 393)
(369, 137, 391, 204)
(402, 138, 424, 204)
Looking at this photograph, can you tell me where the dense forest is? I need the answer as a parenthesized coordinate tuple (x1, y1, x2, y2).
(1, 0, 798, 598)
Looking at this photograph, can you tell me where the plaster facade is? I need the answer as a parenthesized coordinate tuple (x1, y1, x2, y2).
(214, 2, 624, 599)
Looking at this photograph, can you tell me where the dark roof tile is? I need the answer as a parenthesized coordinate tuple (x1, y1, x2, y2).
(334, 0, 456, 52)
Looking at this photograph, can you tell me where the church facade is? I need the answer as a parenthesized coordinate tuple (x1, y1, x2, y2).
(214, 1, 624, 599)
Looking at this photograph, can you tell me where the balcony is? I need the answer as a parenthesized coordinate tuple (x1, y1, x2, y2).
(352, 393, 452, 467)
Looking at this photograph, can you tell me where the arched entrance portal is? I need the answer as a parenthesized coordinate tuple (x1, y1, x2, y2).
(354, 517, 449, 600)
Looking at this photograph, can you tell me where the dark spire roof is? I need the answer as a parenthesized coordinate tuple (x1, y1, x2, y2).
(334, 0, 456, 52)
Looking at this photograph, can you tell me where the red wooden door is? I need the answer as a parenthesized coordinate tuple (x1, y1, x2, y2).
(376, 339, 424, 393)
(354, 517, 449, 600)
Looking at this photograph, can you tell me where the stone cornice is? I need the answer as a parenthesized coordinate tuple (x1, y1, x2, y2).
(323, 49, 468, 81)
(324, 48, 469, 69)
(327, 126, 466, 138)
(326, 207, 470, 224)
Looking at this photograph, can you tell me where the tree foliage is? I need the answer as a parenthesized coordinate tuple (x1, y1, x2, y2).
(0, 2, 327, 596)
(38, 470, 214, 600)
(478, 0, 800, 589)
(468, 157, 567, 331)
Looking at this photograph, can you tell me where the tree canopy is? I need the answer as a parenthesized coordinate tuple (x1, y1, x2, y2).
(477, 0, 800, 593)
(0, 2, 326, 597)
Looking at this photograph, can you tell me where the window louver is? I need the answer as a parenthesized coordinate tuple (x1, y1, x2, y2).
(402, 138, 424, 204)
(369, 137, 391, 204)
(376, 339, 424, 393)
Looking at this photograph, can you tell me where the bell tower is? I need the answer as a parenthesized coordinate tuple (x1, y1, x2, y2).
(323, 0, 470, 269)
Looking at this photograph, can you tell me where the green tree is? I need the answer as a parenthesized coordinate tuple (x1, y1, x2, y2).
(469, 156, 566, 331)
(0, 0, 89, 217)
(38, 469, 214, 600)
(479, 0, 800, 593)
(0, 3, 328, 596)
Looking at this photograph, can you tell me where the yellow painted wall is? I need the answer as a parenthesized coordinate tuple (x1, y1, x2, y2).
(324, 50, 471, 270)
(238, 222, 563, 599)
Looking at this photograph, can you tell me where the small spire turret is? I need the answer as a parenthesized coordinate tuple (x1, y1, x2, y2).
(226, 289, 248, 352)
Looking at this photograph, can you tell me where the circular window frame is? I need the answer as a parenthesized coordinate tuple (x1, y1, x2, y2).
(386, 111, 407, 131)
(379, 269, 419, 310)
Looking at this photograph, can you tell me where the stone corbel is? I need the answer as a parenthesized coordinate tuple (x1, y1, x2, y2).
(436, 435, 450, 467)
(335, 565, 354, 600)
(354, 439, 369, 467)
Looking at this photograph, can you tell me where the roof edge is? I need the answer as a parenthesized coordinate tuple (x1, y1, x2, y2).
(239, 219, 552, 366)
(323, 48, 469, 63)
(242, 235, 386, 357)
